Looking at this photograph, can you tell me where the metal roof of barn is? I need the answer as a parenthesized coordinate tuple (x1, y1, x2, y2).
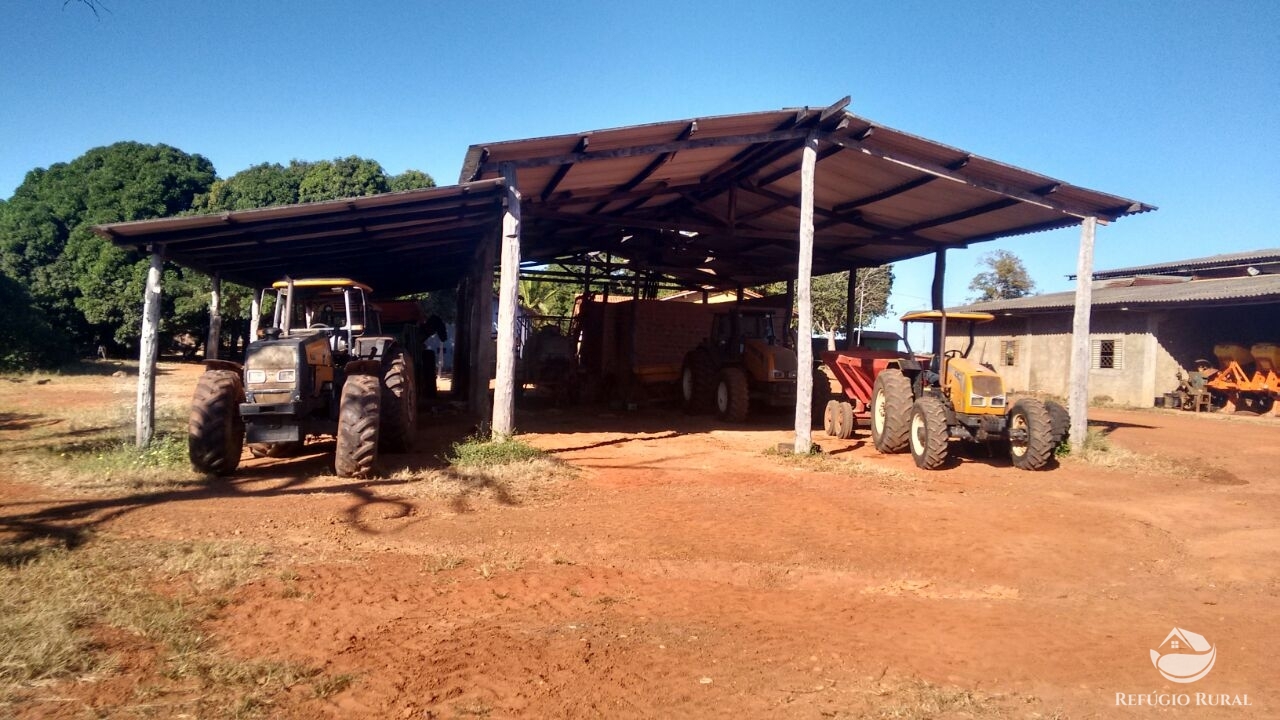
(461, 101, 1154, 286)
(96, 101, 1154, 295)
(957, 274, 1280, 314)
(1082, 247, 1280, 280)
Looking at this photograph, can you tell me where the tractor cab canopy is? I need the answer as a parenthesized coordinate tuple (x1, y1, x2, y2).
(266, 278, 376, 339)
(899, 310, 996, 324)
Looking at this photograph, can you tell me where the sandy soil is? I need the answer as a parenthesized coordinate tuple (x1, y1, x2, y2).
(1, 362, 1277, 718)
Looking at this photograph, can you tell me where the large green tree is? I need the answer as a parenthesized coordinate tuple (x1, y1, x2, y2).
(811, 266, 894, 348)
(968, 249, 1036, 302)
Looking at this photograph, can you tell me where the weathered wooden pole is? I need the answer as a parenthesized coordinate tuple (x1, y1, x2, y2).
(1068, 217, 1097, 450)
(248, 288, 262, 345)
(472, 235, 496, 428)
(793, 132, 819, 454)
(205, 273, 222, 361)
(136, 246, 164, 448)
(931, 248, 947, 354)
(492, 163, 522, 439)
(844, 268, 858, 350)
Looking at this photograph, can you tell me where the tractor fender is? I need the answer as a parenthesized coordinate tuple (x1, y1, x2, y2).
(345, 359, 383, 376)
(203, 359, 243, 374)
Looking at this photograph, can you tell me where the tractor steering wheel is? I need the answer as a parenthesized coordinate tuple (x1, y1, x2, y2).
(944, 349, 963, 359)
(309, 323, 331, 330)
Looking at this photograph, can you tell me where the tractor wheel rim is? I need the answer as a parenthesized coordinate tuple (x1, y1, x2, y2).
(1010, 412, 1028, 457)
(717, 382, 729, 413)
(910, 410, 925, 455)
(873, 391, 885, 433)
(682, 368, 694, 401)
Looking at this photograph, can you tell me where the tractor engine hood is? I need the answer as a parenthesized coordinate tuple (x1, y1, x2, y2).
(745, 338, 797, 381)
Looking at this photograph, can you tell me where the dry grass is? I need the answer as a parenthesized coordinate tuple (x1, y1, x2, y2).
(389, 455, 576, 508)
(1062, 428, 1208, 480)
(764, 446, 922, 492)
(0, 537, 354, 717)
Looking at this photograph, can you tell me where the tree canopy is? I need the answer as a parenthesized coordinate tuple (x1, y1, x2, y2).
(0, 143, 435, 368)
(968, 250, 1036, 302)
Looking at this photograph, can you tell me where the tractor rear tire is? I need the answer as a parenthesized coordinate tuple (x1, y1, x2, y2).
(248, 442, 303, 459)
(335, 375, 381, 479)
(716, 367, 750, 422)
(188, 370, 245, 476)
(1009, 397, 1055, 471)
(379, 347, 417, 452)
(811, 366, 832, 429)
(1044, 399, 1070, 448)
(909, 396, 951, 470)
(681, 349, 717, 414)
(871, 368, 913, 454)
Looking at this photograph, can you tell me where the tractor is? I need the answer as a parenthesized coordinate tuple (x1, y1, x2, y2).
(867, 310, 1066, 470)
(680, 308, 826, 424)
(188, 278, 416, 479)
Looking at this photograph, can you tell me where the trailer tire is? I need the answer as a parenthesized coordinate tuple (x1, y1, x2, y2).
(1009, 397, 1055, 471)
(188, 370, 245, 476)
(838, 401, 856, 440)
(681, 349, 717, 414)
(909, 396, 951, 470)
(335, 375, 381, 478)
(379, 347, 417, 452)
(716, 367, 750, 422)
(823, 399, 841, 435)
(871, 368, 913, 454)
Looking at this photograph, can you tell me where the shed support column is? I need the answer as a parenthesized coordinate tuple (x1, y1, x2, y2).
(136, 247, 164, 448)
(844, 268, 858, 350)
(206, 274, 222, 361)
(792, 132, 819, 454)
(472, 238, 495, 427)
(492, 163, 522, 439)
(931, 248, 947, 354)
(1068, 217, 1097, 450)
(248, 289, 262, 345)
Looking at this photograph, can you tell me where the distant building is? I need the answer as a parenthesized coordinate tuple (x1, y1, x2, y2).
(949, 249, 1280, 406)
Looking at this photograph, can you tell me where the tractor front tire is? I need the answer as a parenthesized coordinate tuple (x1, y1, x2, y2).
(909, 396, 951, 470)
(716, 367, 750, 422)
(1009, 397, 1055, 471)
(189, 370, 245, 476)
(681, 349, 717, 414)
(1044, 399, 1070, 448)
(870, 368, 913, 454)
(380, 347, 417, 452)
(335, 375, 382, 479)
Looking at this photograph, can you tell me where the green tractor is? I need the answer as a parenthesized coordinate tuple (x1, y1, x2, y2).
(188, 278, 416, 479)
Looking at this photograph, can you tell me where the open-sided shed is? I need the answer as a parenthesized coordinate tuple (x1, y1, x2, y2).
(97, 100, 1153, 453)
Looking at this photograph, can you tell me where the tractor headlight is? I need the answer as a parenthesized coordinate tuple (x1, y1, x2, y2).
(276, 369, 296, 383)
(246, 369, 266, 384)
(990, 396, 1006, 408)
(772, 370, 785, 379)
(970, 395, 987, 407)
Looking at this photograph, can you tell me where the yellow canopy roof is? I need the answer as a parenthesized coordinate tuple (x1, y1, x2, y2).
(899, 309, 995, 324)
(271, 278, 373, 293)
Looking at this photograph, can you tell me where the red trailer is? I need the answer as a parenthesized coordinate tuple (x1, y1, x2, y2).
(819, 348, 930, 439)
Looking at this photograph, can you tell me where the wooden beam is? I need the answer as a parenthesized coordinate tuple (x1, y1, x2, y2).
(844, 268, 858, 350)
(492, 163, 522, 439)
(820, 131, 1112, 221)
(737, 185, 945, 248)
(793, 132, 818, 455)
(541, 137, 588, 201)
(1068, 217, 1097, 450)
(206, 273, 222, 361)
(136, 247, 164, 447)
(899, 198, 1021, 233)
(477, 128, 815, 173)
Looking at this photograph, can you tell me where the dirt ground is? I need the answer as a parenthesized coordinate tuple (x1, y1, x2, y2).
(2, 362, 1277, 718)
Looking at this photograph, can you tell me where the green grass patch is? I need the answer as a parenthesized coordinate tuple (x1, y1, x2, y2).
(448, 434, 548, 467)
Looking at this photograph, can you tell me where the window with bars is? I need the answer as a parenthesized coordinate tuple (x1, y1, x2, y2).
(1091, 337, 1124, 370)
(1001, 339, 1018, 367)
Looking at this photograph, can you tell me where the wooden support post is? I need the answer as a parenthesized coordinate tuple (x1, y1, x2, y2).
(492, 163, 522, 439)
(453, 277, 471, 400)
(472, 232, 496, 428)
(1068, 217, 1097, 450)
(248, 289, 262, 346)
(931, 248, 947, 353)
(136, 247, 164, 448)
(206, 274, 222, 361)
(736, 284, 745, 303)
(844, 268, 858, 350)
(793, 132, 819, 454)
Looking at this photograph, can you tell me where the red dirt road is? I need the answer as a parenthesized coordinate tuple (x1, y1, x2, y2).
(2, 363, 1276, 718)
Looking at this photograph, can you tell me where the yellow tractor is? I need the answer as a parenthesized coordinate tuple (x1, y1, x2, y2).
(870, 310, 1065, 470)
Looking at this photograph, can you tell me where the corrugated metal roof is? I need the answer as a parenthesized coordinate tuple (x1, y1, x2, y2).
(97, 101, 1154, 295)
(956, 274, 1280, 314)
(1085, 248, 1280, 280)
(461, 103, 1153, 286)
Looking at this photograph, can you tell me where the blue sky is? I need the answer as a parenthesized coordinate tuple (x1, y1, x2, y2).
(3, 1, 1277, 335)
